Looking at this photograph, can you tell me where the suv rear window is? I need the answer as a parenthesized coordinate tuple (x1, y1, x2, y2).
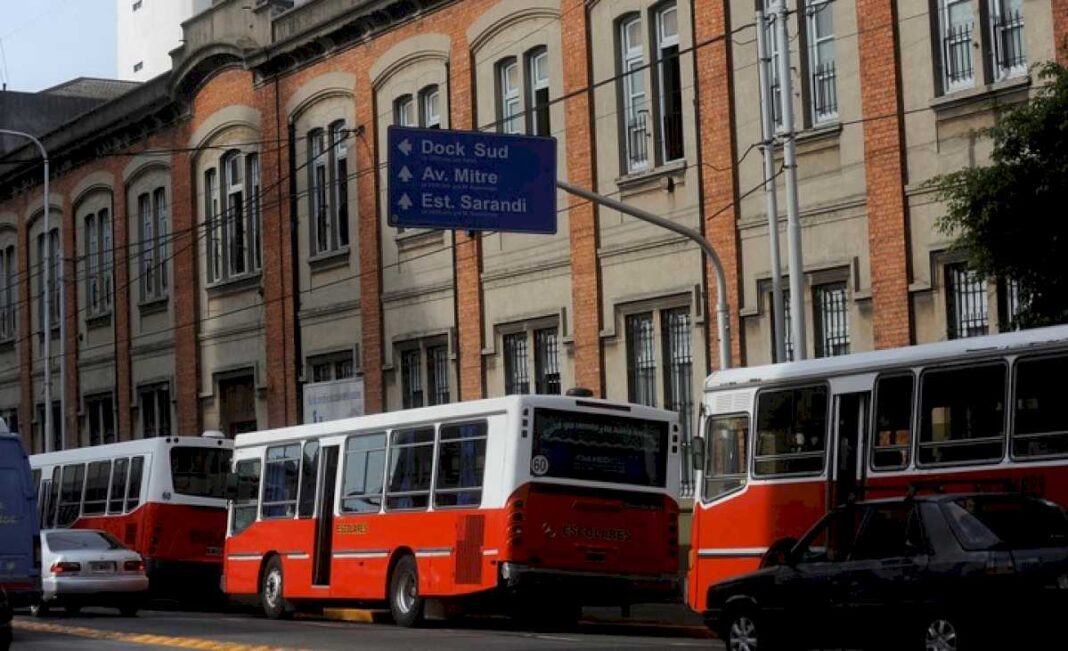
(943, 496, 1068, 550)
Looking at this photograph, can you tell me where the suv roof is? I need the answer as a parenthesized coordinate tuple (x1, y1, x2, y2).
(844, 492, 1041, 508)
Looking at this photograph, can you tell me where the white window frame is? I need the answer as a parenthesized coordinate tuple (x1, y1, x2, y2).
(655, 3, 683, 163)
(499, 59, 522, 135)
(528, 49, 550, 137)
(806, 0, 837, 124)
(86, 209, 112, 317)
(421, 86, 441, 129)
(205, 169, 222, 283)
(989, 0, 1026, 81)
(763, 0, 784, 132)
(939, 0, 976, 93)
(621, 15, 649, 172)
(0, 245, 15, 340)
(395, 95, 416, 128)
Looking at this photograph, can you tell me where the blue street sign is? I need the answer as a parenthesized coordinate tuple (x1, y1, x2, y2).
(387, 126, 557, 234)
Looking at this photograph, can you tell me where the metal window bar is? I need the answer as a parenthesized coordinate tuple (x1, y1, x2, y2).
(534, 328, 561, 395)
(663, 309, 693, 496)
(814, 282, 850, 357)
(944, 22, 974, 88)
(504, 333, 530, 395)
(427, 345, 450, 406)
(627, 110, 650, 172)
(812, 61, 838, 121)
(626, 314, 657, 407)
(771, 289, 795, 363)
(998, 276, 1022, 331)
(992, 7, 1025, 77)
(401, 349, 423, 409)
(946, 264, 989, 339)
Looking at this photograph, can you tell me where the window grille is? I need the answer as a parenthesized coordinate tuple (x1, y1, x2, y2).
(991, 0, 1025, 79)
(534, 328, 561, 395)
(401, 349, 423, 409)
(427, 344, 450, 406)
(814, 282, 850, 357)
(504, 333, 530, 395)
(941, 0, 975, 92)
(663, 308, 693, 494)
(807, 0, 837, 123)
(946, 263, 988, 339)
(626, 313, 657, 407)
(620, 16, 649, 171)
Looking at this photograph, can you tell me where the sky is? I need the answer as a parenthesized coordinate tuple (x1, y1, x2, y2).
(1, 0, 116, 92)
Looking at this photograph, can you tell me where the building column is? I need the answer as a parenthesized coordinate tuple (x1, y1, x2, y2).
(856, 0, 912, 349)
(16, 194, 33, 451)
(562, 0, 604, 396)
(355, 62, 385, 414)
(111, 162, 133, 440)
(257, 82, 298, 427)
(61, 195, 79, 448)
(171, 146, 201, 435)
(451, 37, 485, 402)
(695, 0, 744, 370)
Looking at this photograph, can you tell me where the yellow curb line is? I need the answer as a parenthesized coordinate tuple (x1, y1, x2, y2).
(12, 619, 309, 651)
(320, 608, 376, 623)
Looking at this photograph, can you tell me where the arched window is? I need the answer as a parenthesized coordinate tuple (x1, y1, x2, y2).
(419, 85, 441, 129)
(85, 208, 112, 316)
(525, 47, 550, 136)
(206, 150, 261, 283)
(496, 57, 521, 134)
(308, 124, 350, 257)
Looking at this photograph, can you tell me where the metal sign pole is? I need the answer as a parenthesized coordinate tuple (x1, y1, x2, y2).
(556, 180, 731, 370)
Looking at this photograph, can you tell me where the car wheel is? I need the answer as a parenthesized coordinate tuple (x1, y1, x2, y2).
(260, 556, 290, 620)
(924, 615, 964, 651)
(29, 602, 49, 618)
(63, 604, 82, 616)
(388, 555, 424, 628)
(726, 610, 773, 651)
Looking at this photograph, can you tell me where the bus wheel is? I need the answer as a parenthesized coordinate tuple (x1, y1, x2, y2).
(389, 555, 424, 627)
(260, 556, 290, 620)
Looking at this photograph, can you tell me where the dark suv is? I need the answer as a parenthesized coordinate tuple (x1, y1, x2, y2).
(703, 493, 1068, 650)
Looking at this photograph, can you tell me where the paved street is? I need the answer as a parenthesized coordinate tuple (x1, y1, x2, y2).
(10, 607, 719, 650)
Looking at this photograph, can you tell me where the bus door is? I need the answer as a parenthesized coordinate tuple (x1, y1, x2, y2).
(830, 391, 869, 508)
(312, 446, 339, 586)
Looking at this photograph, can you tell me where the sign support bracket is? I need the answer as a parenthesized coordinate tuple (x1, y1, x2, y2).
(556, 180, 732, 370)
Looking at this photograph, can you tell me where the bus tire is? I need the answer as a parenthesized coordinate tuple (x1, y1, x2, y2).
(388, 555, 424, 628)
(260, 555, 291, 620)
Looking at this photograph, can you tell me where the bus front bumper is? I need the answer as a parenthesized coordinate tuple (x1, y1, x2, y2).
(498, 562, 681, 604)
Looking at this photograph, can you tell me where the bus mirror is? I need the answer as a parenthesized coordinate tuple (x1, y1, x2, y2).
(691, 436, 706, 471)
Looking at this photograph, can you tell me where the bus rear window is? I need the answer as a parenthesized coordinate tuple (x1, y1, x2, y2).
(171, 447, 232, 499)
(531, 408, 668, 488)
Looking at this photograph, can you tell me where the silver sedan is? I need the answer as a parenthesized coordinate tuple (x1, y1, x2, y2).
(32, 529, 149, 617)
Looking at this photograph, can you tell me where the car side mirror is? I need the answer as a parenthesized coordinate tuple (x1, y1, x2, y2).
(761, 536, 799, 568)
(691, 436, 706, 471)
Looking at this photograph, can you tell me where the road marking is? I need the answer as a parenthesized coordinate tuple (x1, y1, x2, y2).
(12, 619, 309, 651)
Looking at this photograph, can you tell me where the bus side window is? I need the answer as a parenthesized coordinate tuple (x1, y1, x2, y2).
(126, 456, 145, 512)
(45, 467, 60, 528)
(386, 428, 435, 511)
(57, 463, 85, 527)
(919, 363, 1005, 465)
(754, 385, 828, 476)
(262, 444, 300, 518)
(231, 459, 261, 535)
(341, 432, 386, 514)
(435, 421, 488, 508)
(83, 460, 110, 515)
(108, 458, 128, 514)
(298, 441, 320, 518)
(872, 375, 914, 470)
(1013, 355, 1068, 458)
(703, 415, 749, 501)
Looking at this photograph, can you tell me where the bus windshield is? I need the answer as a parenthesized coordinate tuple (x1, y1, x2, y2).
(170, 447, 232, 499)
(531, 408, 669, 487)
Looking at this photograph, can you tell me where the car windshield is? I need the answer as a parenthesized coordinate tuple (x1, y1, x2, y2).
(170, 447, 232, 498)
(943, 496, 1068, 550)
(47, 530, 124, 551)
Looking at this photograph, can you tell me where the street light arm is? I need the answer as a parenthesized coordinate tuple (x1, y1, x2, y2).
(556, 179, 731, 370)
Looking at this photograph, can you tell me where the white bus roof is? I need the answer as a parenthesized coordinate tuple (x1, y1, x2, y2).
(706, 323, 1068, 391)
(30, 435, 232, 467)
(235, 394, 678, 449)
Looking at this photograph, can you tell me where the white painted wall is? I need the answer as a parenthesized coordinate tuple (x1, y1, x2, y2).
(116, 0, 211, 81)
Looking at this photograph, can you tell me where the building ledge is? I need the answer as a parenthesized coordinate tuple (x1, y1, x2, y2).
(615, 160, 687, 198)
(138, 297, 169, 316)
(85, 312, 112, 330)
(206, 272, 262, 297)
(796, 122, 842, 152)
(396, 229, 445, 253)
(308, 246, 350, 272)
(929, 76, 1031, 115)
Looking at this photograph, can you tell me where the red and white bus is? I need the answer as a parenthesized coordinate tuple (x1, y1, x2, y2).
(223, 394, 681, 624)
(31, 435, 232, 594)
(687, 325, 1068, 612)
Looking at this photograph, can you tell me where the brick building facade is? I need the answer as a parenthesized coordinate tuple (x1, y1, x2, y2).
(1, 0, 1064, 494)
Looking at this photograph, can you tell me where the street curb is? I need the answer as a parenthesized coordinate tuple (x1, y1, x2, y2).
(316, 608, 383, 624)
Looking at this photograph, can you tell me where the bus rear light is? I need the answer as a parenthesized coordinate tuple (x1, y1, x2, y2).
(124, 560, 145, 573)
(51, 562, 81, 574)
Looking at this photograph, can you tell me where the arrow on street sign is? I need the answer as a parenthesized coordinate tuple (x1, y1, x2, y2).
(398, 194, 413, 210)
(398, 166, 413, 182)
(398, 139, 413, 156)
